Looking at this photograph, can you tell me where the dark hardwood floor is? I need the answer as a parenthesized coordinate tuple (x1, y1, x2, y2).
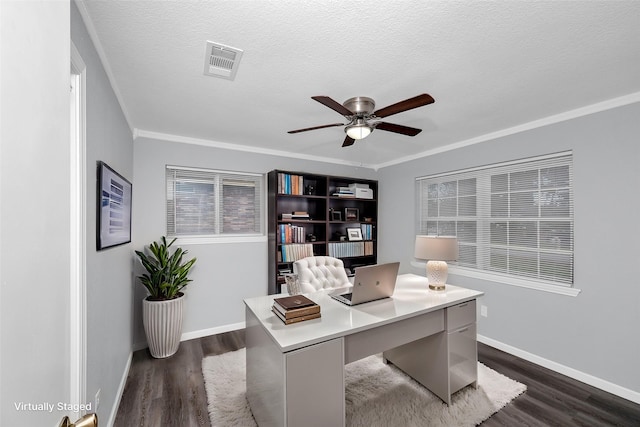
(478, 344, 640, 427)
(115, 331, 640, 426)
(114, 330, 245, 427)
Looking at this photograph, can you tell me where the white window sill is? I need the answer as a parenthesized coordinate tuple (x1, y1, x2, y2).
(173, 235, 267, 245)
(410, 261, 581, 297)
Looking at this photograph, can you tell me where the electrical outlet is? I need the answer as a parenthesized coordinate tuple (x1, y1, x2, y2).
(480, 305, 488, 318)
(95, 389, 101, 410)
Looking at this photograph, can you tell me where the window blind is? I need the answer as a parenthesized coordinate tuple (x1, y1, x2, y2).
(166, 166, 264, 237)
(417, 152, 574, 286)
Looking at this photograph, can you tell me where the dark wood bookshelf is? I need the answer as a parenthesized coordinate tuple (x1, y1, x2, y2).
(268, 170, 378, 294)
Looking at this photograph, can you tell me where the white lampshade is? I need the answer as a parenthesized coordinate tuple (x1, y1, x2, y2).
(414, 235, 458, 291)
(414, 235, 458, 261)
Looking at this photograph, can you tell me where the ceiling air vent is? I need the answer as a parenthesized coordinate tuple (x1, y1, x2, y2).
(203, 41, 243, 80)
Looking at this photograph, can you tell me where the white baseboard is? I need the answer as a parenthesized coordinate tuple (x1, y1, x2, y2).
(478, 335, 640, 405)
(180, 321, 246, 341)
(106, 351, 133, 427)
(133, 321, 247, 352)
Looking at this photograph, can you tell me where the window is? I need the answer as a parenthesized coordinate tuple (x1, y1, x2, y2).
(417, 152, 574, 287)
(166, 166, 264, 238)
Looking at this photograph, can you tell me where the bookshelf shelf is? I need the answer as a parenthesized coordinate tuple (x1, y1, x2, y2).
(268, 170, 378, 294)
(277, 220, 326, 224)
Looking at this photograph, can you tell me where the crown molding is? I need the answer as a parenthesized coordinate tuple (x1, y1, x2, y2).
(375, 92, 640, 169)
(134, 129, 375, 169)
(74, 0, 134, 132)
(137, 92, 640, 171)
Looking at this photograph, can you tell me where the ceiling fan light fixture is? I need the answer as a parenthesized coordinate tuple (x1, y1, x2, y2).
(288, 93, 434, 147)
(345, 119, 372, 140)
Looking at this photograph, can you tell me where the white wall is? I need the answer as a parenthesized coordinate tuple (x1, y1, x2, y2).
(132, 137, 376, 345)
(377, 102, 640, 400)
(71, 3, 135, 425)
(1, 1, 72, 425)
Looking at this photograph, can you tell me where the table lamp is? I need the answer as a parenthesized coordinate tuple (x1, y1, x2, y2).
(414, 235, 458, 291)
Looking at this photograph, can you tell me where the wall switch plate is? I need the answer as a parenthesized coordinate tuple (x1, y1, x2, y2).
(480, 305, 488, 317)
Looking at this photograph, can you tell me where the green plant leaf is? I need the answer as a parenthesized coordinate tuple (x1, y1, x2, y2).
(135, 236, 197, 300)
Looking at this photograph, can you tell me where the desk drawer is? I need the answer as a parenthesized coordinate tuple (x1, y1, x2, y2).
(344, 309, 443, 364)
(449, 323, 477, 393)
(446, 300, 476, 331)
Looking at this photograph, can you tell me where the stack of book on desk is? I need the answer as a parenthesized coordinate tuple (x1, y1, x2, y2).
(272, 295, 321, 325)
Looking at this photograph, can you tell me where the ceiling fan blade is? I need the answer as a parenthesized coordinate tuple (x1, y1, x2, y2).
(312, 96, 354, 116)
(288, 123, 344, 134)
(342, 135, 355, 147)
(373, 93, 435, 118)
(375, 122, 422, 136)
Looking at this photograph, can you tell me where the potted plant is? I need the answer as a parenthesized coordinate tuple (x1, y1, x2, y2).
(135, 236, 197, 358)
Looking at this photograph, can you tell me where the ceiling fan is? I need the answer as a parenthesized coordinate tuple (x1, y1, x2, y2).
(287, 93, 435, 147)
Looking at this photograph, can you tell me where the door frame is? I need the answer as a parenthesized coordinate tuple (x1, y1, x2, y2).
(70, 41, 87, 418)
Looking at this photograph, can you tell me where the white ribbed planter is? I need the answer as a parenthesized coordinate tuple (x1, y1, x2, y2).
(143, 294, 184, 358)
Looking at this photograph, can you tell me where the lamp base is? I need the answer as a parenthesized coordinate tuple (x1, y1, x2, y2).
(426, 260, 448, 292)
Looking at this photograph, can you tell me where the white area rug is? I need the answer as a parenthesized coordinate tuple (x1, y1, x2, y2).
(202, 348, 526, 426)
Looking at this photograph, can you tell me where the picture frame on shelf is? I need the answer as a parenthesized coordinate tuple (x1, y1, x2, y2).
(346, 227, 363, 241)
(344, 207, 359, 221)
(331, 210, 342, 221)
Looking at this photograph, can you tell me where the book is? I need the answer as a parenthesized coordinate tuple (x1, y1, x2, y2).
(279, 224, 307, 243)
(277, 173, 305, 195)
(280, 243, 314, 262)
(272, 302, 320, 319)
(328, 241, 365, 257)
(273, 294, 316, 310)
(281, 213, 310, 221)
(272, 307, 321, 324)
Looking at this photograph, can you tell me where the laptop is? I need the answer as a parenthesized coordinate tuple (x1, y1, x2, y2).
(331, 262, 400, 306)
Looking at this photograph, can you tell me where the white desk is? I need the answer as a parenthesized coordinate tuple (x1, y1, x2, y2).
(244, 273, 484, 426)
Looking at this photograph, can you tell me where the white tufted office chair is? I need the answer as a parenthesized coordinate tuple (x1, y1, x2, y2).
(293, 256, 351, 293)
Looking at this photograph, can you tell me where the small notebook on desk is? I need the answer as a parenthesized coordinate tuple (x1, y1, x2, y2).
(273, 295, 316, 310)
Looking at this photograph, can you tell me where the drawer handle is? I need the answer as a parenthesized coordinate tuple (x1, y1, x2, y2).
(457, 303, 468, 308)
(456, 327, 469, 333)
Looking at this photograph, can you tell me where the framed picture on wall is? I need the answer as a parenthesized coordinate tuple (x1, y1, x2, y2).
(97, 161, 132, 250)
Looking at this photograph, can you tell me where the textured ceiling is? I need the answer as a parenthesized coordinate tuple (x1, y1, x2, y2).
(78, 0, 640, 168)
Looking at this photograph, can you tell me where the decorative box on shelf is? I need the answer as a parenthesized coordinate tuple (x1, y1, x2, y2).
(349, 183, 373, 199)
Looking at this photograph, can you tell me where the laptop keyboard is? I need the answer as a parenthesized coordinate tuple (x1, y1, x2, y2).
(343, 293, 353, 301)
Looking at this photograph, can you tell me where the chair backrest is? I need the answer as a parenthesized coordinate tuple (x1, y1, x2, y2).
(293, 256, 351, 292)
